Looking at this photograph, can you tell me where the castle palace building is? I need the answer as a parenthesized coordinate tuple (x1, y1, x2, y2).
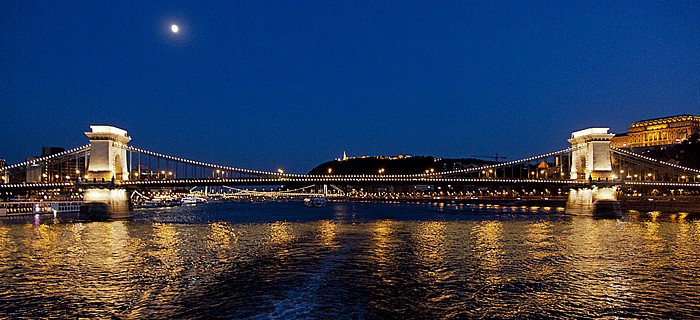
(610, 114, 700, 149)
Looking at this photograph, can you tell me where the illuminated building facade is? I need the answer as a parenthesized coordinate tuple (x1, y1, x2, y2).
(611, 114, 700, 148)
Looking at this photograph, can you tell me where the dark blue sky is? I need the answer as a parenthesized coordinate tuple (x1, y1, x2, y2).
(1, 1, 698, 173)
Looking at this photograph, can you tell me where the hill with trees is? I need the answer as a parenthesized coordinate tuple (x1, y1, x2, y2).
(307, 155, 496, 175)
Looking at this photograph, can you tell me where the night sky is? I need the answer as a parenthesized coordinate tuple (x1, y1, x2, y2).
(1, 1, 698, 173)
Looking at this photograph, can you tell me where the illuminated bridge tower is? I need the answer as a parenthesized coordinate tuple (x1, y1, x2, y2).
(568, 128, 614, 181)
(85, 125, 131, 181)
(566, 128, 619, 217)
(81, 125, 132, 219)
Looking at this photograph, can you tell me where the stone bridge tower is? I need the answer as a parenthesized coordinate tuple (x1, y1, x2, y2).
(85, 125, 131, 181)
(568, 128, 614, 180)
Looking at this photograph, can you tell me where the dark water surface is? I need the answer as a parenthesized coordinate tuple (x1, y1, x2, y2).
(1, 201, 699, 319)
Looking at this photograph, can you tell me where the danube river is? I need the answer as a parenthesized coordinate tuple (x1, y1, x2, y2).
(0, 201, 699, 319)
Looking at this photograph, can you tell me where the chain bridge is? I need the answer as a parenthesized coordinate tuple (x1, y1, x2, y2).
(2, 126, 699, 190)
(1, 125, 699, 217)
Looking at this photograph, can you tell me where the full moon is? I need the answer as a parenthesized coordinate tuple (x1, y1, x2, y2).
(171, 24, 179, 33)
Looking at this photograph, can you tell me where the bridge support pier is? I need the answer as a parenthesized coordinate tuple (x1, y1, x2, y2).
(565, 186, 620, 218)
(80, 188, 133, 220)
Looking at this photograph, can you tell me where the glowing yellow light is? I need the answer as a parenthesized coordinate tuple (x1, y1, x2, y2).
(171, 24, 179, 33)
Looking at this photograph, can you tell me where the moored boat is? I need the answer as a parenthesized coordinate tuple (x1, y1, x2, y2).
(303, 197, 327, 207)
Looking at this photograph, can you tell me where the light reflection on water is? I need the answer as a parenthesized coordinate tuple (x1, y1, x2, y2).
(0, 201, 699, 319)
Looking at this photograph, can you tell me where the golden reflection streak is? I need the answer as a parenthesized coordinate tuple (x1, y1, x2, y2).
(415, 221, 457, 304)
(207, 221, 239, 264)
(517, 220, 573, 312)
(151, 223, 184, 278)
(472, 221, 504, 282)
(567, 218, 638, 312)
(674, 216, 692, 259)
(268, 221, 294, 246)
(21, 220, 141, 316)
(0, 225, 12, 275)
(416, 221, 446, 270)
(28, 223, 78, 297)
(525, 221, 555, 270)
(77, 221, 135, 301)
(641, 219, 662, 243)
(370, 220, 397, 282)
(318, 220, 338, 248)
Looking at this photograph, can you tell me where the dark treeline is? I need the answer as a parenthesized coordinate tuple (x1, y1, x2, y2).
(307, 156, 496, 175)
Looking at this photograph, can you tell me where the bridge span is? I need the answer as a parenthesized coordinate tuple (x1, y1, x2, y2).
(1, 125, 699, 217)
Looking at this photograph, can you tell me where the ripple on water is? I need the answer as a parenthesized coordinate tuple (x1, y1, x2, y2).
(0, 202, 699, 318)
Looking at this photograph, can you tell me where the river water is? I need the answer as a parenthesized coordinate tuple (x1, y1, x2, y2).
(0, 201, 699, 319)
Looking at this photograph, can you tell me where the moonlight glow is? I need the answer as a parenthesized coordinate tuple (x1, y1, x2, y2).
(171, 24, 179, 33)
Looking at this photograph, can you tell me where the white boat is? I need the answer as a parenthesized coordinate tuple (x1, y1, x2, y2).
(303, 197, 327, 207)
(0, 201, 82, 216)
(181, 197, 198, 205)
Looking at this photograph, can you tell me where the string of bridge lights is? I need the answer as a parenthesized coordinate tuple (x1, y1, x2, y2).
(128, 146, 283, 177)
(2, 145, 90, 170)
(117, 177, 587, 186)
(433, 147, 577, 177)
(2, 144, 698, 186)
(611, 147, 700, 174)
